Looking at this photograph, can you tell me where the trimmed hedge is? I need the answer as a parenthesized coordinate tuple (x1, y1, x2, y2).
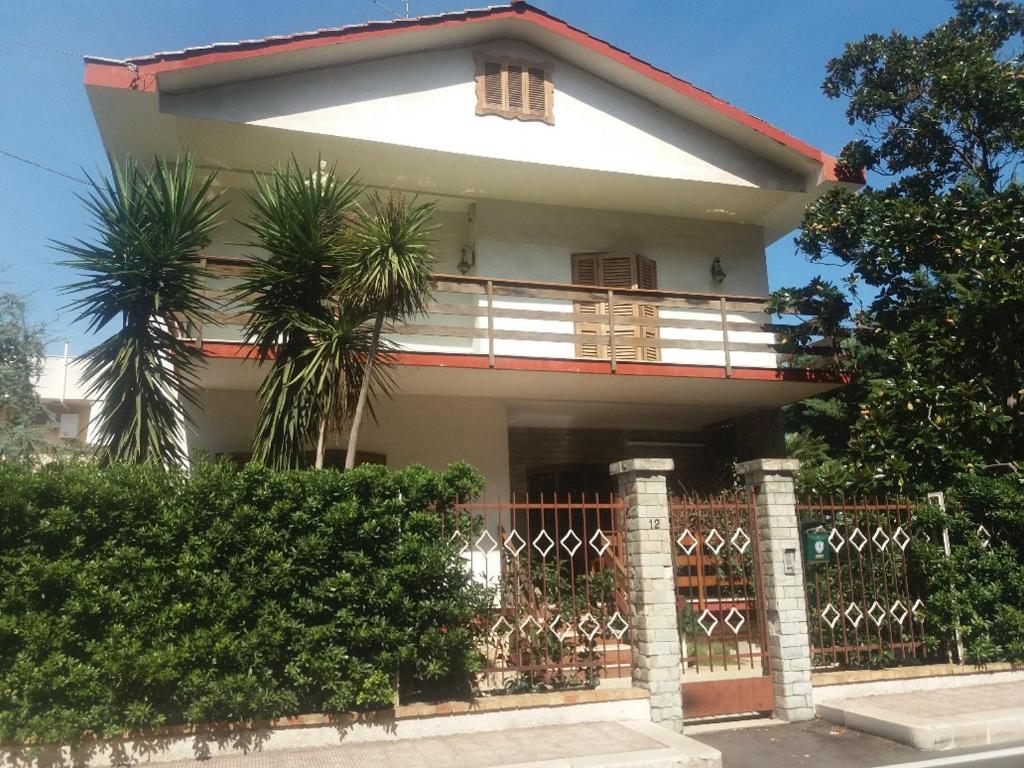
(0, 460, 490, 743)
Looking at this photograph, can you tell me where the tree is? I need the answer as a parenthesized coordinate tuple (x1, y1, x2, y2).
(339, 192, 437, 470)
(772, 0, 1024, 492)
(0, 289, 52, 462)
(56, 156, 223, 466)
(238, 159, 393, 469)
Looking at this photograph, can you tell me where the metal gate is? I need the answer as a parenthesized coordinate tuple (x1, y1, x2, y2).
(670, 492, 773, 718)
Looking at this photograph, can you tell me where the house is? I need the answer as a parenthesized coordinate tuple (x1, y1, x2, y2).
(33, 353, 95, 449)
(82, 1, 855, 503)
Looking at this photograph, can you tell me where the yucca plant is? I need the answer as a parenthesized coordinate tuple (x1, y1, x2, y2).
(238, 158, 393, 468)
(56, 155, 223, 466)
(338, 191, 437, 469)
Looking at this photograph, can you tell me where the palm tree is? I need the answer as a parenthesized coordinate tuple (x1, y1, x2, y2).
(238, 158, 392, 468)
(56, 155, 223, 466)
(338, 191, 437, 470)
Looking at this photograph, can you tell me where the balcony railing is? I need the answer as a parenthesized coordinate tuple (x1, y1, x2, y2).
(190, 258, 825, 374)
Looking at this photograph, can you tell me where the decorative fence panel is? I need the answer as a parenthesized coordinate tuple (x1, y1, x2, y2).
(669, 493, 770, 676)
(448, 494, 632, 693)
(798, 496, 928, 669)
(669, 492, 774, 719)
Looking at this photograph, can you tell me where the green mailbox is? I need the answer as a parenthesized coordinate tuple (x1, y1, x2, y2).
(804, 526, 830, 564)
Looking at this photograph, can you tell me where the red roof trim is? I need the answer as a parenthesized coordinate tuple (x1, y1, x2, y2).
(84, 2, 847, 181)
(197, 343, 846, 385)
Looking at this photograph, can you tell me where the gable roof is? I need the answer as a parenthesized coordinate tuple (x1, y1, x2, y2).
(83, 1, 856, 185)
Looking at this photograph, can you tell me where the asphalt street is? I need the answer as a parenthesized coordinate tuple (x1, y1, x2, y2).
(697, 720, 1024, 768)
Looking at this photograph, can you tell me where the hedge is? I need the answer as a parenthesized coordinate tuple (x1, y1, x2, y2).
(0, 460, 491, 743)
(912, 473, 1024, 664)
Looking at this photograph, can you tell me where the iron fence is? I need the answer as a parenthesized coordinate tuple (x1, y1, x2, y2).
(798, 495, 928, 669)
(446, 493, 632, 693)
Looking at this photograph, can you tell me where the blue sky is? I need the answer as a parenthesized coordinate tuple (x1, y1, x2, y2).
(1, 0, 951, 354)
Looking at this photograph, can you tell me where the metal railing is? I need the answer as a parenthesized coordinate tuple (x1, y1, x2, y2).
(185, 257, 833, 374)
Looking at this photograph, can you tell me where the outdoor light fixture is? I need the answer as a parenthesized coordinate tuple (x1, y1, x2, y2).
(710, 257, 727, 283)
(457, 245, 476, 275)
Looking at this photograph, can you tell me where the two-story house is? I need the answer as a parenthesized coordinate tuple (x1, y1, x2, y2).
(82, 1, 855, 503)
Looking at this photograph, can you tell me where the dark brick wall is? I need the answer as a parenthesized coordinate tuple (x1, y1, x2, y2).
(700, 408, 787, 486)
(508, 427, 727, 497)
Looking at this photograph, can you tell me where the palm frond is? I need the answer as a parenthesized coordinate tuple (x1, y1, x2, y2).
(235, 157, 363, 357)
(53, 155, 223, 466)
(339, 190, 438, 319)
(236, 157, 384, 467)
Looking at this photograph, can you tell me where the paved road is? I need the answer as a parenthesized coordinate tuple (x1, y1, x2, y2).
(698, 720, 1024, 768)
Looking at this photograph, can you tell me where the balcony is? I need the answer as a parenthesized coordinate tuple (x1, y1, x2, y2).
(189, 258, 837, 386)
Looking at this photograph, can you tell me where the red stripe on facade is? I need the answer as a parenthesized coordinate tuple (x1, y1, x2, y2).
(197, 343, 845, 385)
(83, 3, 848, 181)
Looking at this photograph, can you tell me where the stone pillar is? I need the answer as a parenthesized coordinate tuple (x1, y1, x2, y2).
(736, 459, 814, 722)
(610, 458, 683, 733)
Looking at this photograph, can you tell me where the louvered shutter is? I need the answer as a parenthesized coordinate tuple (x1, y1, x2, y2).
(527, 67, 546, 115)
(507, 64, 524, 111)
(483, 60, 504, 108)
(572, 254, 602, 359)
(637, 255, 659, 361)
(598, 255, 639, 361)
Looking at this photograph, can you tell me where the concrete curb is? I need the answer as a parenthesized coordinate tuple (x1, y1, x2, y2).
(814, 669, 1024, 704)
(817, 699, 1024, 751)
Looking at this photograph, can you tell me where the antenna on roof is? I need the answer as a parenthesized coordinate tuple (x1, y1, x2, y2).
(373, 0, 410, 18)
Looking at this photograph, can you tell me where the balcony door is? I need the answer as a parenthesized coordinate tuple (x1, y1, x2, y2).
(571, 253, 659, 361)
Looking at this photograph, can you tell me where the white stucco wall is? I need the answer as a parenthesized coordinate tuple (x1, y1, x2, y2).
(164, 40, 801, 191)
(412, 198, 776, 367)
(36, 356, 92, 402)
(186, 389, 510, 502)
(202, 193, 778, 368)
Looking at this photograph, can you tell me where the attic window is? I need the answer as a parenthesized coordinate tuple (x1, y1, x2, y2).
(475, 54, 553, 124)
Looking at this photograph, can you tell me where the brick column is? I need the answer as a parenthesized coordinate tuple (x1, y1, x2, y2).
(736, 459, 814, 722)
(610, 458, 683, 733)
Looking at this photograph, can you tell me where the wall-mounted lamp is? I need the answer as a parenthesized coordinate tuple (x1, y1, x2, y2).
(710, 256, 727, 283)
(457, 245, 476, 275)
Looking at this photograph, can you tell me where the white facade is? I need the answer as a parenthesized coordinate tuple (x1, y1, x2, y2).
(80, 3, 854, 497)
(33, 355, 96, 447)
(163, 39, 802, 192)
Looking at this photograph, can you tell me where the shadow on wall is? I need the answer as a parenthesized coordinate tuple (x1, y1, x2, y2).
(161, 39, 802, 192)
(1, 712, 402, 768)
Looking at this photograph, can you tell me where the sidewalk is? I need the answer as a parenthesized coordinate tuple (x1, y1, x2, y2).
(154, 721, 721, 768)
(816, 682, 1024, 751)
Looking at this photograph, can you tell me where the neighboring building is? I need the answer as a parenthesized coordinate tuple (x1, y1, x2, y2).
(82, 1, 856, 500)
(34, 353, 95, 449)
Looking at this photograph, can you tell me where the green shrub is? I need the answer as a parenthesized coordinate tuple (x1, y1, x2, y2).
(0, 460, 491, 743)
(912, 474, 1024, 664)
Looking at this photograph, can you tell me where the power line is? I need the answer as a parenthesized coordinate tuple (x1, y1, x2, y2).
(0, 38, 82, 59)
(0, 150, 87, 185)
(0, 49, 79, 64)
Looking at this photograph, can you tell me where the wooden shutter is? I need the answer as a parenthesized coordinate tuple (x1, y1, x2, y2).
(572, 254, 602, 359)
(507, 64, 524, 111)
(483, 60, 503, 108)
(637, 256, 659, 361)
(475, 54, 553, 123)
(527, 67, 547, 115)
(597, 255, 637, 361)
(571, 253, 659, 362)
